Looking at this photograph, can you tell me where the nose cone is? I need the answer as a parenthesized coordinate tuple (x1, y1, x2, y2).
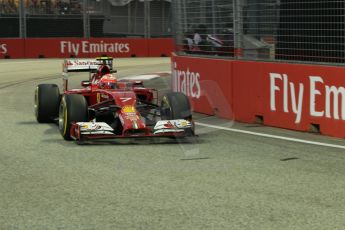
(119, 105, 147, 135)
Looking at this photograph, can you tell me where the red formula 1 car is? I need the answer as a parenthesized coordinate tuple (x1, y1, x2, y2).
(34, 57, 194, 142)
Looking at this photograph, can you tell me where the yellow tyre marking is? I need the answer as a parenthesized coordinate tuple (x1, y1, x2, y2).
(97, 93, 100, 103)
(63, 101, 68, 136)
(163, 96, 170, 108)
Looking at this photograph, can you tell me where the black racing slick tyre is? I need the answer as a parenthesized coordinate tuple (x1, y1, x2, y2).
(160, 92, 194, 136)
(160, 92, 192, 120)
(34, 84, 60, 123)
(58, 94, 88, 140)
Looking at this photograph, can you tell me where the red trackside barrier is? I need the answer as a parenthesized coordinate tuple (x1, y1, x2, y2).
(172, 53, 345, 138)
(0, 38, 173, 58)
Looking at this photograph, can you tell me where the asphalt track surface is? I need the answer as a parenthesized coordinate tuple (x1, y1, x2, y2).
(1, 58, 345, 229)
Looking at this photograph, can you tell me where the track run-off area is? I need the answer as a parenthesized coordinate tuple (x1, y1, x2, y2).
(1, 58, 345, 229)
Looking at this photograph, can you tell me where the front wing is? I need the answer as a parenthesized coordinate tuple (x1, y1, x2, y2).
(69, 119, 194, 141)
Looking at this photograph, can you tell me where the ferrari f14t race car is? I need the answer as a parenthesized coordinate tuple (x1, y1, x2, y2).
(34, 57, 194, 142)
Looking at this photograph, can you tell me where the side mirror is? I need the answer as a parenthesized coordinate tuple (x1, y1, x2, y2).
(81, 80, 91, 87)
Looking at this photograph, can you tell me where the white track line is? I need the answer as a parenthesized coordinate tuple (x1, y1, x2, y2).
(196, 122, 345, 150)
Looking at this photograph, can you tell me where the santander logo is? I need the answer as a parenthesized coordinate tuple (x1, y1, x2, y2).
(0, 43, 7, 54)
(172, 62, 201, 98)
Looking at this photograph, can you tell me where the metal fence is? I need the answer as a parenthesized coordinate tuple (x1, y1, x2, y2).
(0, 0, 171, 38)
(2, 0, 345, 65)
(172, 0, 345, 65)
(172, 0, 234, 56)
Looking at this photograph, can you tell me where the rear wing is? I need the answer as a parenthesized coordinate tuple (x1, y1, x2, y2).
(62, 57, 114, 73)
(62, 57, 114, 91)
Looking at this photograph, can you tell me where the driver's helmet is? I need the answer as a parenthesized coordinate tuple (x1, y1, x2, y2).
(97, 65, 110, 77)
(98, 74, 117, 89)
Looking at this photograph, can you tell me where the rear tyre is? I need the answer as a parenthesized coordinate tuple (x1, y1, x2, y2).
(59, 94, 88, 140)
(34, 84, 60, 123)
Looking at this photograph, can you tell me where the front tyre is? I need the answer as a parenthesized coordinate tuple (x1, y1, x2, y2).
(160, 92, 194, 136)
(58, 94, 88, 140)
(160, 92, 192, 120)
(34, 84, 60, 123)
